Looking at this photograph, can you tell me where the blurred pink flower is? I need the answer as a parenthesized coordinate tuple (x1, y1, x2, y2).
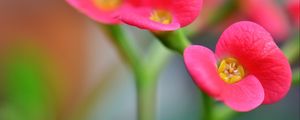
(65, 0, 141, 24)
(194, 0, 290, 40)
(119, 0, 203, 31)
(240, 0, 290, 40)
(184, 21, 291, 111)
(287, 0, 300, 28)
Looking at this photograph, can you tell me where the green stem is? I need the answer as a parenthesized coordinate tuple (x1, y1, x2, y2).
(202, 93, 213, 120)
(102, 25, 172, 120)
(152, 29, 216, 120)
(213, 105, 240, 120)
(153, 30, 191, 54)
(145, 41, 171, 77)
(136, 45, 171, 120)
(135, 70, 157, 120)
(292, 68, 300, 85)
(137, 41, 171, 120)
(152, 29, 220, 120)
(102, 25, 142, 73)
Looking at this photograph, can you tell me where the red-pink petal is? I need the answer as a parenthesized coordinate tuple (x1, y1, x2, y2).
(240, 0, 290, 40)
(144, 0, 202, 27)
(120, 7, 180, 31)
(216, 21, 292, 104)
(66, 0, 128, 24)
(120, 0, 202, 31)
(170, 0, 203, 27)
(184, 45, 224, 99)
(222, 75, 264, 112)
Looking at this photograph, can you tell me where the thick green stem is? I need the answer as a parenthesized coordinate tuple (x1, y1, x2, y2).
(152, 29, 216, 120)
(136, 42, 171, 120)
(145, 41, 171, 77)
(213, 105, 240, 120)
(103, 25, 155, 120)
(102, 25, 172, 120)
(135, 70, 157, 120)
(102, 25, 141, 72)
(202, 93, 213, 120)
(141, 42, 171, 120)
(153, 30, 191, 54)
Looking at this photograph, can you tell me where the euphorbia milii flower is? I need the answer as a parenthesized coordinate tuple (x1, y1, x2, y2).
(184, 21, 291, 111)
(120, 0, 203, 31)
(239, 0, 290, 40)
(66, 0, 140, 24)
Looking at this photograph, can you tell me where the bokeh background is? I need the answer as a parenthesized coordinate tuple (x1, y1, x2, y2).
(0, 0, 299, 120)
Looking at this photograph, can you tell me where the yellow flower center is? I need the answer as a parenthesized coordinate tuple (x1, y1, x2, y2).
(93, 0, 123, 11)
(218, 58, 245, 84)
(150, 9, 173, 24)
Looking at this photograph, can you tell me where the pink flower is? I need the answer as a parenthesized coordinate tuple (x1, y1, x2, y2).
(240, 0, 290, 40)
(65, 0, 141, 24)
(119, 0, 203, 31)
(184, 21, 291, 111)
(287, 0, 300, 28)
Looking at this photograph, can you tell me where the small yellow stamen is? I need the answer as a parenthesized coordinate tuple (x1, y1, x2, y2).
(93, 0, 122, 11)
(218, 58, 245, 84)
(150, 9, 173, 24)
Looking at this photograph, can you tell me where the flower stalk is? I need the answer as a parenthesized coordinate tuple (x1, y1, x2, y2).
(202, 93, 213, 120)
(153, 30, 191, 54)
(102, 24, 171, 120)
(152, 29, 217, 120)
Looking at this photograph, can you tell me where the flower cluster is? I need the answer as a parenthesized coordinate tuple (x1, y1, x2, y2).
(66, 0, 202, 31)
(66, 0, 292, 112)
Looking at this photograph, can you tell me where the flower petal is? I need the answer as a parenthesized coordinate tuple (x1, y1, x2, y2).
(66, 0, 125, 24)
(216, 21, 292, 104)
(119, 0, 202, 31)
(120, 7, 180, 31)
(184, 45, 224, 99)
(141, 0, 202, 27)
(170, 0, 203, 27)
(222, 75, 264, 112)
